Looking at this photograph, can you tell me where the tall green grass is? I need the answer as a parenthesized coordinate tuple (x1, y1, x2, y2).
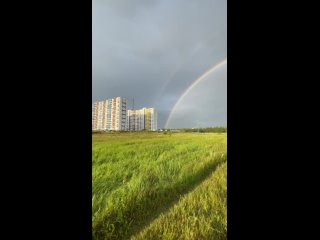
(131, 162, 227, 240)
(92, 132, 227, 240)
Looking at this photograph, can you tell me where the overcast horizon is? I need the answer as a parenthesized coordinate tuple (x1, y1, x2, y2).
(93, 0, 227, 129)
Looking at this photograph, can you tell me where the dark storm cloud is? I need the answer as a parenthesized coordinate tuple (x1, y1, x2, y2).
(93, 0, 227, 128)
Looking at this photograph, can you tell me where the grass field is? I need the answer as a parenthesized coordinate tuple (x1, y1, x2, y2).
(92, 132, 227, 240)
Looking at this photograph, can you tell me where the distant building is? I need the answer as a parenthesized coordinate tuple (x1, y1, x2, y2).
(92, 97, 127, 131)
(127, 107, 157, 131)
(127, 108, 145, 131)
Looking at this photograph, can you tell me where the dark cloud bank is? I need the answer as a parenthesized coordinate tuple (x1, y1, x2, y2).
(93, 0, 227, 128)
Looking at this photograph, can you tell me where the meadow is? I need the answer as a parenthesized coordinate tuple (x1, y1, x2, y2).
(92, 132, 227, 240)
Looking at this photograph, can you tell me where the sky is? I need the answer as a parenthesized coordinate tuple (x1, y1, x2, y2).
(93, 0, 227, 128)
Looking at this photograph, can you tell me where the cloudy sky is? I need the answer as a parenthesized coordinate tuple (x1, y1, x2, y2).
(93, 0, 227, 128)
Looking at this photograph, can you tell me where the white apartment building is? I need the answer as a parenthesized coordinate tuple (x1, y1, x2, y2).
(127, 109, 145, 131)
(127, 107, 157, 131)
(92, 97, 127, 131)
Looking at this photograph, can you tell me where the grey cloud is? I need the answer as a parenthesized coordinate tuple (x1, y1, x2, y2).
(93, 0, 227, 128)
(166, 65, 227, 128)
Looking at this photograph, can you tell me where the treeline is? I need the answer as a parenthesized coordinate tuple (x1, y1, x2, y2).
(179, 127, 227, 133)
(92, 130, 158, 134)
(92, 130, 131, 134)
(92, 127, 227, 134)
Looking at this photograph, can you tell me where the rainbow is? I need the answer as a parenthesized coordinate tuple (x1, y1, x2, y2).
(165, 59, 227, 128)
(153, 44, 204, 106)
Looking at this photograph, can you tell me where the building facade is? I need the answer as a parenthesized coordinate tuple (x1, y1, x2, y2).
(92, 97, 127, 131)
(127, 107, 157, 131)
(127, 109, 145, 131)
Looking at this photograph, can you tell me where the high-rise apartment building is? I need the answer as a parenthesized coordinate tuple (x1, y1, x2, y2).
(127, 109, 145, 131)
(92, 97, 127, 131)
(127, 107, 157, 131)
(92, 102, 98, 130)
(144, 108, 157, 131)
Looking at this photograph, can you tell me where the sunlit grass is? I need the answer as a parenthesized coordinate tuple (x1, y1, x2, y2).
(131, 162, 227, 240)
(92, 132, 227, 240)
